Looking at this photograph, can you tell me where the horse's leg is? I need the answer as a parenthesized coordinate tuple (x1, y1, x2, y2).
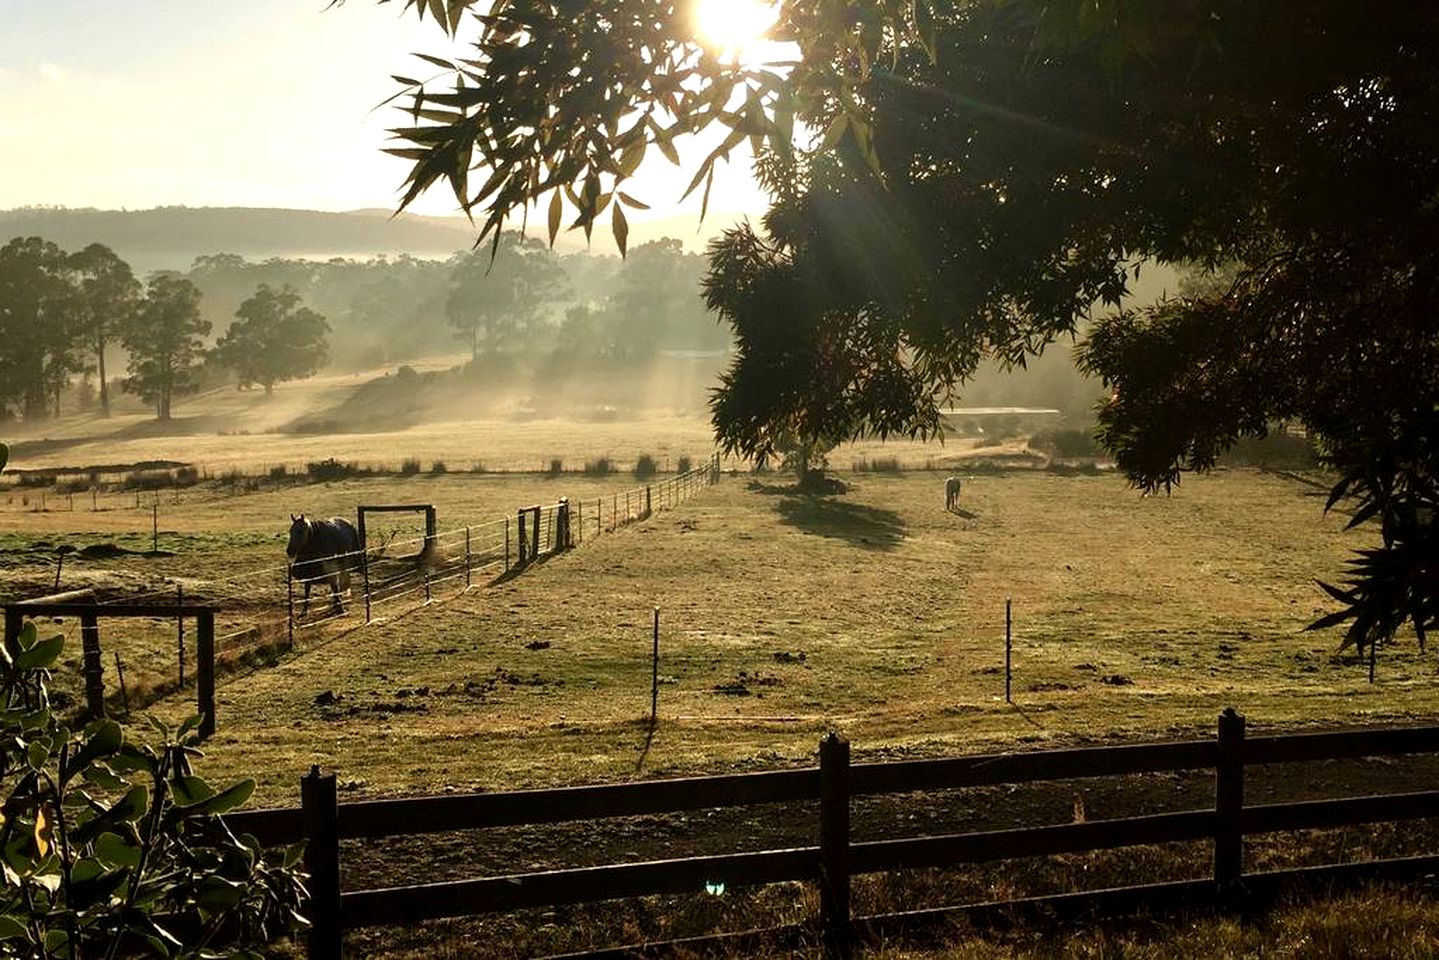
(300, 581, 312, 618)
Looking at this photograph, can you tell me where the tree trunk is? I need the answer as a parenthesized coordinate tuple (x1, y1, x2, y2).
(97, 336, 110, 417)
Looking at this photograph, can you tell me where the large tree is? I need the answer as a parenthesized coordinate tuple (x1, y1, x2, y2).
(212, 285, 330, 394)
(0, 236, 85, 421)
(122, 274, 210, 420)
(444, 234, 569, 361)
(369, 0, 1439, 654)
(69, 242, 141, 416)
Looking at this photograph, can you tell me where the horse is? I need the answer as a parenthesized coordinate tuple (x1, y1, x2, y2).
(945, 476, 963, 510)
(286, 514, 362, 616)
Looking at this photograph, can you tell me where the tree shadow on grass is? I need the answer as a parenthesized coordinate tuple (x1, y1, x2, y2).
(774, 495, 907, 550)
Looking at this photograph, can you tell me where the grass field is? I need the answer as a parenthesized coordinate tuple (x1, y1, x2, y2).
(53, 464, 1413, 803)
(8, 417, 1439, 957)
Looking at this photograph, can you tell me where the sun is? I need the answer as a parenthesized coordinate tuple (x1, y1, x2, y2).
(692, 0, 780, 61)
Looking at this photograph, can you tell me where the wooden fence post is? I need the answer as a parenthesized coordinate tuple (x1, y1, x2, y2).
(531, 507, 540, 559)
(645, 485, 652, 518)
(517, 510, 528, 566)
(177, 585, 185, 687)
(577, 500, 583, 546)
(3, 608, 20, 650)
(1215, 707, 1245, 904)
(505, 516, 511, 571)
(302, 766, 342, 960)
(819, 732, 852, 958)
(80, 612, 105, 721)
(197, 610, 216, 739)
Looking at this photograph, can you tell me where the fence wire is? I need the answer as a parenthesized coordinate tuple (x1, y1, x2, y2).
(15, 456, 723, 716)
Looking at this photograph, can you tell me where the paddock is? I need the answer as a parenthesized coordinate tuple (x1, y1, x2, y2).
(118, 466, 1439, 804)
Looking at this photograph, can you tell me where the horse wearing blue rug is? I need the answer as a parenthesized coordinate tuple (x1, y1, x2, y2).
(287, 514, 362, 616)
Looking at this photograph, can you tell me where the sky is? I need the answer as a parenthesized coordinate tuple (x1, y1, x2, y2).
(0, 0, 770, 226)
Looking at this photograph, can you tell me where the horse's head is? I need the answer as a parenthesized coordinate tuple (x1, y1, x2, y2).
(286, 514, 311, 559)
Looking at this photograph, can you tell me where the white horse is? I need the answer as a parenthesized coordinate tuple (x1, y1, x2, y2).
(945, 476, 962, 510)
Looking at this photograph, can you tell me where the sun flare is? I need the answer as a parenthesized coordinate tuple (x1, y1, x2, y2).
(692, 0, 780, 61)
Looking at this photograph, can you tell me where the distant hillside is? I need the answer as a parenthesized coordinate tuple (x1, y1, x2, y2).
(0, 206, 476, 274)
(0, 205, 743, 274)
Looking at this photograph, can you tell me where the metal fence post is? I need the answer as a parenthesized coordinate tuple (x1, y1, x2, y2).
(819, 732, 852, 957)
(465, 526, 472, 588)
(302, 766, 342, 960)
(1215, 707, 1246, 904)
(287, 563, 295, 645)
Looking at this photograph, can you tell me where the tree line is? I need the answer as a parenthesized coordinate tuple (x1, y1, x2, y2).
(0, 232, 733, 423)
(0, 237, 329, 422)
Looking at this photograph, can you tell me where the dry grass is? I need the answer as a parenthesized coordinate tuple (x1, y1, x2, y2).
(8, 447, 1439, 957)
(81, 466, 1429, 803)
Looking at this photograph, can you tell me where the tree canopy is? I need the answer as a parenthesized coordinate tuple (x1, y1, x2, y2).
(373, 0, 1438, 655)
(122, 273, 210, 420)
(70, 242, 141, 416)
(213, 285, 331, 394)
(444, 234, 569, 360)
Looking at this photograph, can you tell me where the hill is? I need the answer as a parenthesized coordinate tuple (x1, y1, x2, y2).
(0, 206, 477, 274)
(0, 205, 742, 274)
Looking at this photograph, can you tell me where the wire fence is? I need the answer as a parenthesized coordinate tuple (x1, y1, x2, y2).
(22, 455, 723, 713)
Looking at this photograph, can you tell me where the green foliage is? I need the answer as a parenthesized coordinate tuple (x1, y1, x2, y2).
(361, 0, 907, 254)
(368, 0, 1439, 662)
(1029, 430, 1101, 461)
(122, 274, 211, 421)
(68, 243, 141, 417)
(444, 236, 569, 360)
(0, 621, 307, 956)
(0, 237, 89, 421)
(212, 285, 330, 395)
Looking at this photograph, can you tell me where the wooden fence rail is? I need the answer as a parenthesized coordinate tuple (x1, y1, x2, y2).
(220, 708, 1439, 959)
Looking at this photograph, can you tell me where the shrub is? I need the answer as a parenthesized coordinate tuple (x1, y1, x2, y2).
(173, 465, 201, 487)
(307, 458, 364, 482)
(634, 453, 658, 479)
(55, 476, 91, 495)
(430, 460, 449, 474)
(269, 464, 288, 479)
(547, 458, 564, 477)
(869, 457, 902, 473)
(400, 458, 422, 476)
(122, 469, 177, 491)
(584, 457, 613, 477)
(676, 455, 693, 474)
(1030, 428, 1101, 459)
(0, 621, 307, 954)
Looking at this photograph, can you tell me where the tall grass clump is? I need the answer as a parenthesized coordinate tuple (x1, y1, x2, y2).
(430, 460, 448, 475)
(584, 457, 613, 477)
(634, 453, 658, 479)
(400, 457, 423, 476)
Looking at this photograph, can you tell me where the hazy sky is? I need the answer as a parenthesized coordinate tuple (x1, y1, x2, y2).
(0, 0, 768, 223)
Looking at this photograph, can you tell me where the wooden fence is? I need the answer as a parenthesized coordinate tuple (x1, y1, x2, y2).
(2, 594, 219, 736)
(226, 709, 1439, 959)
